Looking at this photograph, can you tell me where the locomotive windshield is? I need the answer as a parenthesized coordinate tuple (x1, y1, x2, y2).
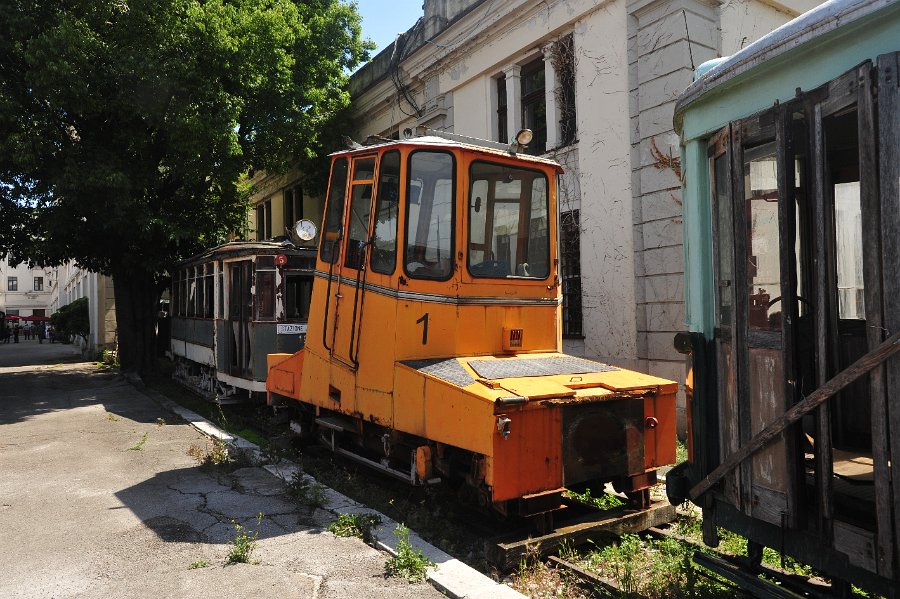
(467, 161, 549, 279)
(405, 151, 455, 280)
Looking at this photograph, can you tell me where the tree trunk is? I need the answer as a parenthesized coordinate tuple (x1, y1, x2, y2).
(113, 271, 161, 378)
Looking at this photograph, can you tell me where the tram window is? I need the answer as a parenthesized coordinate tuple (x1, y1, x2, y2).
(353, 158, 376, 181)
(372, 151, 400, 274)
(320, 158, 349, 264)
(284, 273, 313, 320)
(217, 263, 224, 319)
(713, 153, 733, 325)
(345, 181, 373, 270)
(204, 264, 214, 318)
(256, 270, 275, 320)
(405, 151, 454, 280)
(743, 142, 781, 330)
(467, 161, 550, 279)
(834, 181, 865, 320)
(188, 267, 197, 317)
(196, 266, 205, 318)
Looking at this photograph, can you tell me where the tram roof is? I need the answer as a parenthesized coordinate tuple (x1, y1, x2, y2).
(175, 240, 315, 267)
(328, 135, 564, 173)
(675, 0, 895, 117)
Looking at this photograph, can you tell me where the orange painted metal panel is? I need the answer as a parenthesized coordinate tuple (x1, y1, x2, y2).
(491, 404, 563, 501)
(423, 376, 494, 456)
(267, 352, 303, 400)
(644, 389, 677, 468)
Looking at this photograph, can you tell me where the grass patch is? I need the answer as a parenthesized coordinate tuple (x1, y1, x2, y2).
(675, 439, 688, 464)
(385, 524, 434, 583)
(512, 557, 591, 599)
(565, 488, 624, 510)
(107, 413, 121, 422)
(187, 438, 231, 467)
(327, 512, 381, 544)
(188, 560, 209, 569)
(286, 471, 327, 509)
(226, 513, 263, 564)
(128, 432, 148, 451)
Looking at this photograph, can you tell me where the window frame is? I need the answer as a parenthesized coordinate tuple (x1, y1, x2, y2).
(465, 159, 552, 281)
(403, 149, 457, 282)
(521, 57, 547, 155)
(7, 276, 17, 292)
(371, 149, 402, 275)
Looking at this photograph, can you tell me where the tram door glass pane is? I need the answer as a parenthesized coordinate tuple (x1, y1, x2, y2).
(372, 151, 400, 274)
(405, 151, 454, 280)
(284, 274, 313, 320)
(714, 154, 733, 325)
(467, 161, 549, 278)
(345, 181, 374, 270)
(744, 142, 782, 331)
(834, 181, 865, 320)
(256, 256, 276, 320)
(320, 158, 349, 264)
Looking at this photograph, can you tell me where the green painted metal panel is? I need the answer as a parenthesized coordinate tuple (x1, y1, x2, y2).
(681, 140, 715, 337)
(680, 3, 900, 142)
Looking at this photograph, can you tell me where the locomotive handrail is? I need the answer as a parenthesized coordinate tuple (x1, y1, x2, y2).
(689, 329, 900, 501)
(321, 236, 341, 352)
(348, 239, 373, 369)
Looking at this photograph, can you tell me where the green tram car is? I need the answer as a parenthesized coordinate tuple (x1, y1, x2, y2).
(666, 0, 900, 595)
(170, 241, 315, 401)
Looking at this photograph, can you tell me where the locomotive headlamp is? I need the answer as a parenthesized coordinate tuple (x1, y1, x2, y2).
(515, 129, 534, 146)
(293, 219, 317, 242)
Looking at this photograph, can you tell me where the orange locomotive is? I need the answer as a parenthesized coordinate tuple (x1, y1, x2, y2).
(267, 131, 676, 517)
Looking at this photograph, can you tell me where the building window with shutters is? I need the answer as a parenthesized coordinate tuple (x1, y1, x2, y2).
(521, 58, 547, 155)
(496, 75, 508, 143)
(560, 209, 583, 338)
(256, 199, 272, 240)
(284, 185, 303, 229)
(8, 276, 17, 291)
(34, 277, 43, 291)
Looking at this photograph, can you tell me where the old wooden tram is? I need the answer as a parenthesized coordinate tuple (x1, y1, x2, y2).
(666, 0, 900, 595)
(170, 241, 316, 400)
(266, 131, 677, 518)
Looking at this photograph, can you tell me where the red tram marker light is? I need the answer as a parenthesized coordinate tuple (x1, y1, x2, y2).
(275, 253, 288, 266)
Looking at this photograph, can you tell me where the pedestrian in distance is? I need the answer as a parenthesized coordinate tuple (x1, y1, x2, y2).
(23, 321, 31, 340)
(37, 323, 44, 344)
(13, 325, 19, 343)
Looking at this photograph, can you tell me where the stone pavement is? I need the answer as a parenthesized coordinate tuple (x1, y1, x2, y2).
(0, 342, 446, 599)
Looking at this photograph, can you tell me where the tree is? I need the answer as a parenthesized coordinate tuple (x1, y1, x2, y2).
(50, 297, 90, 345)
(0, 0, 370, 376)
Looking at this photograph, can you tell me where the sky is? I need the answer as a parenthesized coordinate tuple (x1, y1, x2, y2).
(355, 0, 424, 56)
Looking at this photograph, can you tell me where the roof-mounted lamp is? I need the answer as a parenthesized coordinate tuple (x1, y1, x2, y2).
(511, 128, 533, 154)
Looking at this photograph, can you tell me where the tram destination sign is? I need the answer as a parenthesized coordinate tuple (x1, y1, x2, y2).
(277, 323, 308, 335)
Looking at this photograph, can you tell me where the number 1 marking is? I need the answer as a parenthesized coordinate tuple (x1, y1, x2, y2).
(416, 313, 429, 345)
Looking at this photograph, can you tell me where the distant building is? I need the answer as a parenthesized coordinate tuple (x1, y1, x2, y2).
(50, 263, 117, 353)
(0, 256, 56, 320)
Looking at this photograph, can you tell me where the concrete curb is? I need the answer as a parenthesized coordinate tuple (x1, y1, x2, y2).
(138, 385, 525, 599)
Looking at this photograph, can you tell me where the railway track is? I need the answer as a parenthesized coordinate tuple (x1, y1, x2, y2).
(537, 521, 852, 599)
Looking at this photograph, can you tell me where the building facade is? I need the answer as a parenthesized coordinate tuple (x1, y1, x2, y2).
(0, 256, 56, 319)
(50, 263, 117, 353)
(341, 0, 818, 432)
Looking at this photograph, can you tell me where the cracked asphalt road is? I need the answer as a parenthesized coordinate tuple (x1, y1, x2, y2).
(0, 345, 444, 599)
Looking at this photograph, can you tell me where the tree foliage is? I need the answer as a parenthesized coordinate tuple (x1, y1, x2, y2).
(50, 296, 90, 344)
(0, 0, 371, 373)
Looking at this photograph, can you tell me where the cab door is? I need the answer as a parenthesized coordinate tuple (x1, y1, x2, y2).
(329, 155, 377, 369)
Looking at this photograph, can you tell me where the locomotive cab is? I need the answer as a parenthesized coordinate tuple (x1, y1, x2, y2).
(267, 131, 676, 515)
